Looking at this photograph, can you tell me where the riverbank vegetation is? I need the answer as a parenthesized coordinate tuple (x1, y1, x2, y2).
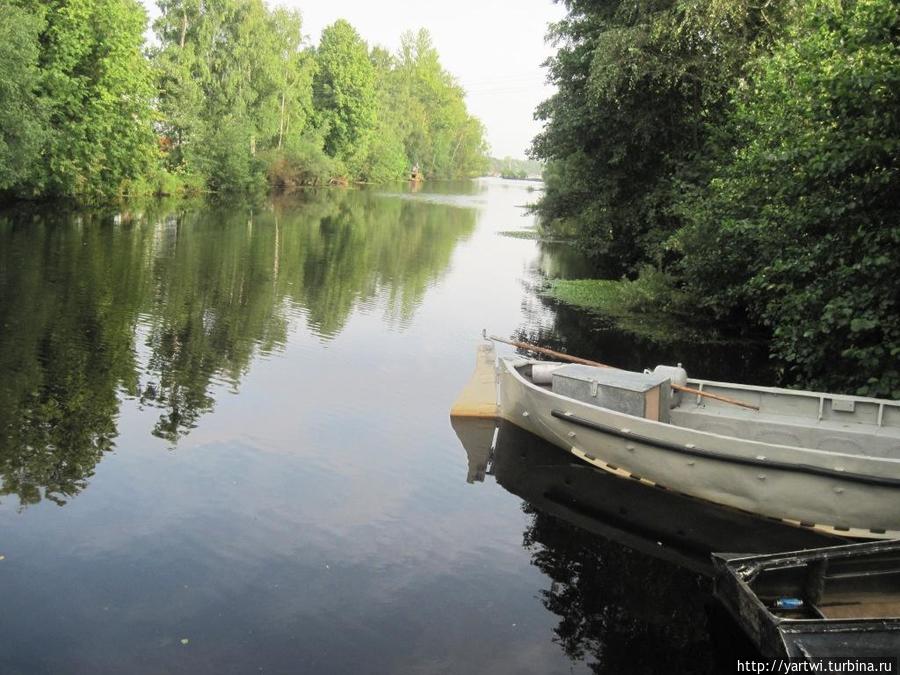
(534, 0, 899, 398)
(0, 0, 488, 204)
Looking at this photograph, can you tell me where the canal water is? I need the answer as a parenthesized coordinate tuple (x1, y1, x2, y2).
(0, 179, 768, 674)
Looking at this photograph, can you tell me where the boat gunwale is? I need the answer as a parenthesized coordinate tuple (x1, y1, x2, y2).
(685, 376, 900, 410)
(714, 541, 900, 627)
(501, 356, 900, 471)
(716, 539, 900, 569)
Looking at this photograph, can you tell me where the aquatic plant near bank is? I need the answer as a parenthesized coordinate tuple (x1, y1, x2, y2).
(543, 272, 731, 344)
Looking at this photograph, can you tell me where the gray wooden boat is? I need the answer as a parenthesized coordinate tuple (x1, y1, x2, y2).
(452, 343, 900, 539)
(713, 541, 900, 658)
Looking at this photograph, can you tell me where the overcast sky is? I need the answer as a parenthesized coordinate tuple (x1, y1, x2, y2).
(141, 0, 565, 158)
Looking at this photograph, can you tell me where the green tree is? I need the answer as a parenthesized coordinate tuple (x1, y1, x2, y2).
(676, 0, 900, 397)
(269, 8, 316, 152)
(389, 29, 488, 178)
(191, 116, 266, 193)
(152, 0, 209, 170)
(313, 20, 377, 171)
(153, 0, 314, 191)
(531, 0, 787, 275)
(29, 0, 157, 201)
(2, 1, 489, 200)
(358, 45, 412, 182)
(0, 2, 45, 194)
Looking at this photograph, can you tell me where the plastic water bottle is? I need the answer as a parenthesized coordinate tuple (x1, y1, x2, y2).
(774, 597, 804, 610)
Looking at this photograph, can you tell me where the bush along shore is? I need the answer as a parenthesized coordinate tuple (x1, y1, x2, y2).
(0, 1, 489, 204)
(531, 0, 899, 398)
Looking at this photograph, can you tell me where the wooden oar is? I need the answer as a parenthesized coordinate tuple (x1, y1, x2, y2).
(486, 333, 760, 411)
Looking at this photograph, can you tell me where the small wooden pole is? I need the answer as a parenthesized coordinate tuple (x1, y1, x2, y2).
(486, 333, 760, 412)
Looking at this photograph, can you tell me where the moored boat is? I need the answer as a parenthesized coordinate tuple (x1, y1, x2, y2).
(451, 340, 900, 539)
(713, 541, 900, 658)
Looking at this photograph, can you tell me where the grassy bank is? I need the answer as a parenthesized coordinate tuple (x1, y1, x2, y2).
(543, 272, 731, 344)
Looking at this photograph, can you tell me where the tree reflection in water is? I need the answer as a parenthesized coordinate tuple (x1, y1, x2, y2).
(453, 418, 774, 672)
(523, 505, 720, 673)
(0, 188, 476, 504)
(0, 209, 144, 506)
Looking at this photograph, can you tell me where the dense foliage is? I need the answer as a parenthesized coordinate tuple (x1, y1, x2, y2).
(0, 0, 488, 202)
(533, 0, 899, 397)
(1, 0, 157, 201)
(532, 0, 786, 275)
(678, 0, 900, 397)
(313, 20, 377, 171)
(0, 3, 44, 192)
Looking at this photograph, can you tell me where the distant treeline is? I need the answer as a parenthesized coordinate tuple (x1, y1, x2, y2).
(490, 157, 544, 179)
(0, 0, 489, 203)
(532, 0, 899, 398)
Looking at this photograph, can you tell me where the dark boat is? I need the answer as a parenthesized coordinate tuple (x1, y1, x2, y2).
(451, 418, 849, 575)
(713, 541, 900, 658)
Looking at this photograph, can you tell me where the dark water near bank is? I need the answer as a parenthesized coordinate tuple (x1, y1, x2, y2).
(0, 179, 774, 674)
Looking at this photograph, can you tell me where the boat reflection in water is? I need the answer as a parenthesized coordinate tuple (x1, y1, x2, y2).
(451, 418, 850, 671)
(454, 418, 847, 574)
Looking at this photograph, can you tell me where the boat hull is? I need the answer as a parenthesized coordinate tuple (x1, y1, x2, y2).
(497, 357, 900, 539)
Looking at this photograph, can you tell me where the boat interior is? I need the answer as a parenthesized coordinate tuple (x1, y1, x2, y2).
(739, 545, 900, 621)
(516, 361, 900, 458)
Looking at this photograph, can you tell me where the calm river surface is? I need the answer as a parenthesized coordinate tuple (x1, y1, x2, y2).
(0, 179, 770, 674)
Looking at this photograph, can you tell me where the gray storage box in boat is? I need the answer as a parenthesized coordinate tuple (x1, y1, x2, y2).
(551, 365, 672, 423)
